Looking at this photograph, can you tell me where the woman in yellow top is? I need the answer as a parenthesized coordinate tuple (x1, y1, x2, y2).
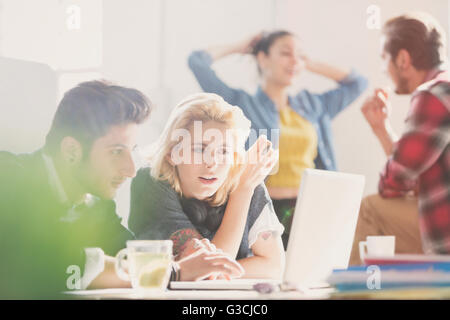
(189, 30, 368, 248)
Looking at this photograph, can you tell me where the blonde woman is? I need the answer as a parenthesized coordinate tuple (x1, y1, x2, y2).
(128, 93, 285, 279)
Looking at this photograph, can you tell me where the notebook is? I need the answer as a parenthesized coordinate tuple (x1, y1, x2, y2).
(363, 253, 450, 265)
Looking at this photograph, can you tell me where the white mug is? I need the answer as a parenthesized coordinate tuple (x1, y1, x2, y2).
(359, 236, 395, 262)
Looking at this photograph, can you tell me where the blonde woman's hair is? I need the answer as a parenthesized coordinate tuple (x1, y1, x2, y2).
(149, 93, 251, 206)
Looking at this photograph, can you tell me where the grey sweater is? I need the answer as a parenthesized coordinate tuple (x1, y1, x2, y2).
(128, 167, 272, 259)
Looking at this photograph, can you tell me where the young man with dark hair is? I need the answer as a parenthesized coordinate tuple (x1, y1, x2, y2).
(349, 13, 450, 265)
(0, 80, 243, 298)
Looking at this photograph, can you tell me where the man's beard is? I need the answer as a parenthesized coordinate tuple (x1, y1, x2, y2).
(74, 164, 105, 200)
(394, 72, 411, 94)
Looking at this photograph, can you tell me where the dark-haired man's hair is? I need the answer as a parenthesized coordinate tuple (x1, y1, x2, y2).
(383, 13, 447, 70)
(45, 80, 152, 156)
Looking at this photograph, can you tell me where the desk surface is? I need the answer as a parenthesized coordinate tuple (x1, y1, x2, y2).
(65, 286, 450, 300)
(65, 287, 335, 300)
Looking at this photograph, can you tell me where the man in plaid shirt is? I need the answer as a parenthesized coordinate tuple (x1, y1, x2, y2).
(350, 13, 450, 265)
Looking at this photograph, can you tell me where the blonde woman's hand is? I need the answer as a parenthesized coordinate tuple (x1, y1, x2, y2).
(178, 238, 219, 261)
(192, 239, 236, 280)
(177, 241, 245, 281)
(237, 135, 278, 192)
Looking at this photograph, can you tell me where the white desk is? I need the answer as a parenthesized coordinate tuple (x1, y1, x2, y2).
(65, 287, 334, 300)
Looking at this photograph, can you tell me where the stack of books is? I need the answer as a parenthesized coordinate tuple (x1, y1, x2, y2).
(326, 254, 450, 299)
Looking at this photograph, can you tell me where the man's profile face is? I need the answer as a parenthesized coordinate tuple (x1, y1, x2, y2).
(78, 123, 139, 199)
(380, 35, 411, 94)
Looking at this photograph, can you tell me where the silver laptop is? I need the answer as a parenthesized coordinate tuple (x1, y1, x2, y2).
(170, 169, 365, 290)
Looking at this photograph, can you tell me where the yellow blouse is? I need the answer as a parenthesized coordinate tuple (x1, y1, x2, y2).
(266, 107, 318, 188)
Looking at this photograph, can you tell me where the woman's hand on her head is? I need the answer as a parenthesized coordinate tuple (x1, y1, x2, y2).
(234, 32, 265, 54)
(206, 32, 264, 61)
(237, 135, 278, 192)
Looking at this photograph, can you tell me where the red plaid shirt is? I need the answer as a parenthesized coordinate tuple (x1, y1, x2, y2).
(379, 69, 450, 254)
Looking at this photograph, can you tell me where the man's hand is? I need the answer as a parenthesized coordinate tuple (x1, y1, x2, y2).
(361, 88, 398, 156)
(361, 88, 391, 133)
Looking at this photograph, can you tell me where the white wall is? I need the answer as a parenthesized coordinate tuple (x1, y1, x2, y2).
(274, 0, 449, 196)
(1, 0, 448, 225)
(0, 0, 103, 152)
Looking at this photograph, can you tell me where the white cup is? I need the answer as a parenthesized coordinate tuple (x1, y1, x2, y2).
(359, 236, 395, 262)
(115, 240, 173, 292)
